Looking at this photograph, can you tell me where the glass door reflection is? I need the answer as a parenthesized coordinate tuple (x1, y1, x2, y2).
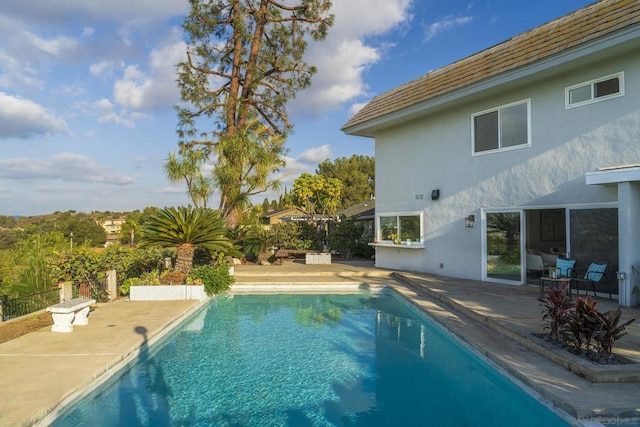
(486, 212, 521, 281)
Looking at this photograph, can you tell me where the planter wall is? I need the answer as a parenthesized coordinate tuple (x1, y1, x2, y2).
(130, 285, 208, 301)
(305, 253, 331, 265)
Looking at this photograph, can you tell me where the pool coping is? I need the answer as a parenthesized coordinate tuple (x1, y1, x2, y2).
(392, 273, 640, 383)
(387, 273, 640, 422)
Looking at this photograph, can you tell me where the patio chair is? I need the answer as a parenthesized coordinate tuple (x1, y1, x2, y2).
(572, 262, 609, 299)
(538, 257, 576, 298)
(526, 249, 544, 274)
(526, 249, 559, 274)
(555, 257, 576, 279)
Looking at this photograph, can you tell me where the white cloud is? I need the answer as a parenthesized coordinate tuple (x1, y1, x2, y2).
(0, 50, 43, 90)
(422, 15, 473, 41)
(0, 1, 188, 25)
(162, 186, 186, 194)
(316, 0, 414, 41)
(5, 30, 80, 66)
(113, 39, 186, 110)
(94, 98, 136, 128)
(0, 153, 135, 185)
(275, 144, 335, 187)
(0, 17, 85, 93)
(22, 31, 79, 56)
(89, 61, 112, 77)
(291, 0, 413, 115)
(294, 40, 380, 114)
(0, 93, 68, 138)
(299, 144, 333, 163)
(348, 103, 368, 116)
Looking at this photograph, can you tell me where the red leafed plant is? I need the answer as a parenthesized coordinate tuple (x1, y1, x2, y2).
(539, 288, 572, 342)
(562, 296, 599, 354)
(591, 307, 636, 362)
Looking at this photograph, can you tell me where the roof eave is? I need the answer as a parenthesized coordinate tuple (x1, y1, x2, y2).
(342, 24, 640, 138)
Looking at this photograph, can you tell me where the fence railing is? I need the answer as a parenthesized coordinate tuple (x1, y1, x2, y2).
(78, 275, 110, 302)
(1, 288, 59, 321)
(1, 270, 117, 321)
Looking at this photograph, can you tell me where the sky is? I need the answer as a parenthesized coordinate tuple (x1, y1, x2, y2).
(0, 0, 596, 216)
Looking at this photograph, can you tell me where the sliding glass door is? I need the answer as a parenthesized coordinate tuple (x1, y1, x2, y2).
(485, 211, 522, 282)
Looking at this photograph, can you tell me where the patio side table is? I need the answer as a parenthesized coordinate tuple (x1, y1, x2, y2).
(539, 277, 572, 299)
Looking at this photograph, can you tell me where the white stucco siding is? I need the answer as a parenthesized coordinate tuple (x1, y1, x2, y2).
(373, 51, 640, 280)
(375, 108, 484, 278)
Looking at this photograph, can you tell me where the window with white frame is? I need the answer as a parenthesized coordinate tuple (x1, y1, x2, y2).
(378, 213, 422, 243)
(472, 99, 530, 154)
(565, 72, 624, 108)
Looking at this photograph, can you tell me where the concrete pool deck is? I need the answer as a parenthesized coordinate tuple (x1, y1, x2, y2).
(0, 260, 638, 426)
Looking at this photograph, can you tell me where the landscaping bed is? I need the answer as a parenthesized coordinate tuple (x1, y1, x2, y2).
(0, 312, 53, 344)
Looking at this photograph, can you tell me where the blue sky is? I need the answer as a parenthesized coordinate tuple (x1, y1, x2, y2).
(0, 0, 595, 216)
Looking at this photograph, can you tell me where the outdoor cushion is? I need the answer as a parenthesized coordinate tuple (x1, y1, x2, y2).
(541, 252, 559, 267)
(585, 263, 607, 281)
(556, 258, 576, 277)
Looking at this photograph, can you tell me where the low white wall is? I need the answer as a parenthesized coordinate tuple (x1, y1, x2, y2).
(129, 285, 208, 301)
(305, 253, 331, 264)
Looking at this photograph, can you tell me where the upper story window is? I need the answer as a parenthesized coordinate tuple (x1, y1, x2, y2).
(565, 72, 624, 109)
(472, 99, 530, 155)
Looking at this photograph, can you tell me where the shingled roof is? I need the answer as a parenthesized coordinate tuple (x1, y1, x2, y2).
(342, 0, 640, 134)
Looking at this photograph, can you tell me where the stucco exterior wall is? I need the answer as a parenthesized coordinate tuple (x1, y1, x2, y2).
(373, 52, 640, 280)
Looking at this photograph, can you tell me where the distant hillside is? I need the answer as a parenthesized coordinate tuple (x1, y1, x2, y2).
(0, 211, 131, 229)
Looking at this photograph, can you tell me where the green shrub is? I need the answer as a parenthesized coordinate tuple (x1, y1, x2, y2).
(270, 222, 319, 251)
(189, 265, 235, 296)
(119, 269, 164, 296)
(354, 242, 375, 259)
(120, 277, 143, 296)
(139, 269, 161, 284)
(499, 249, 520, 265)
(328, 217, 364, 260)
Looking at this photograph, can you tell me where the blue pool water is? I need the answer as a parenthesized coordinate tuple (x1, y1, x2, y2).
(54, 291, 569, 426)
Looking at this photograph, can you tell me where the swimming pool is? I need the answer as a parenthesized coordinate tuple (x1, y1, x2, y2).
(53, 290, 570, 426)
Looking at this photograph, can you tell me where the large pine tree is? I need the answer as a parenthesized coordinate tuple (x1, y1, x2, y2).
(175, 0, 334, 227)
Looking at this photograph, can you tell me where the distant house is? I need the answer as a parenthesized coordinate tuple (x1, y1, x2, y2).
(261, 208, 331, 227)
(337, 200, 375, 220)
(100, 219, 125, 246)
(261, 208, 309, 227)
(342, 0, 640, 306)
(336, 200, 375, 241)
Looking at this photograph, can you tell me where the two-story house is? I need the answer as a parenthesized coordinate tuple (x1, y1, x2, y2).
(100, 219, 126, 246)
(342, 0, 640, 305)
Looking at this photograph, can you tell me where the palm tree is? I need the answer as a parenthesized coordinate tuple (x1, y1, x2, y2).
(139, 206, 232, 274)
(164, 148, 212, 208)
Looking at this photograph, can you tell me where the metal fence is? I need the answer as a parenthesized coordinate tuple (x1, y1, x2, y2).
(1, 288, 59, 321)
(78, 275, 110, 302)
(1, 271, 115, 321)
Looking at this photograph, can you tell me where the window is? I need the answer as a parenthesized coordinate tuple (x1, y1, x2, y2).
(565, 72, 624, 108)
(378, 212, 423, 244)
(472, 100, 530, 154)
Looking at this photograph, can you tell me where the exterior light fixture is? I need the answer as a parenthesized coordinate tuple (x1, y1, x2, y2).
(431, 189, 440, 200)
(464, 215, 475, 228)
